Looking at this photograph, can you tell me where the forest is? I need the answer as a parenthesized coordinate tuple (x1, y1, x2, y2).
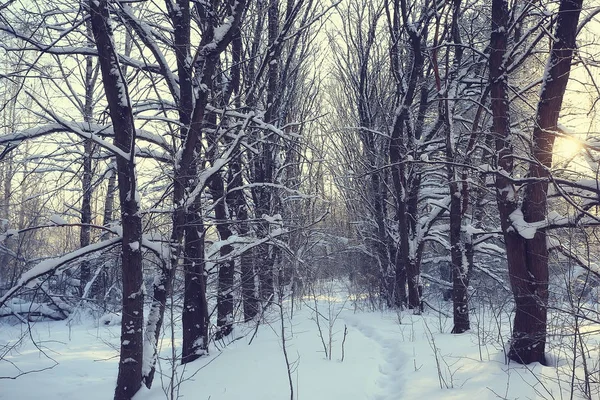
(1, 0, 600, 399)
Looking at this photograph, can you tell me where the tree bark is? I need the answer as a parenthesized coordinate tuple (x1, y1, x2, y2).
(252, 0, 281, 304)
(179, 0, 247, 364)
(388, 0, 428, 311)
(513, 0, 582, 364)
(79, 35, 95, 296)
(227, 159, 258, 321)
(490, 0, 582, 364)
(444, 0, 469, 334)
(181, 189, 209, 363)
(449, 179, 469, 333)
(89, 0, 144, 398)
(209, 169, 235, 338)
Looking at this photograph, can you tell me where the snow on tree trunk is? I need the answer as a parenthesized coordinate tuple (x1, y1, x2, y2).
(141, 265, 173, 388)
(207, 124, 235, 338)
(175, 0, 246, 365)
(512, 0, 582, 365)
(449, 182, 469, 333)
(181, 190, 209, 363)
(490, 0, 582, 365)
(88, 0, 144, 398)
(443, 0, 469, 334)
(78, 34, 95, 296)
(227, 158, 259, 321)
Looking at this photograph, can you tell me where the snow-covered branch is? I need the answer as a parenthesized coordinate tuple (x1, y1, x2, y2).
(0, 237, 122, 309)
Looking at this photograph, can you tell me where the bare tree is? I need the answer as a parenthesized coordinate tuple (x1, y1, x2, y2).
(88, 0, 144, 396)
(490, 0, 583, 364)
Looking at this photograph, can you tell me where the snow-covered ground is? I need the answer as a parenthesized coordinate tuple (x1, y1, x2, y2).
(0, 288, 595, 399)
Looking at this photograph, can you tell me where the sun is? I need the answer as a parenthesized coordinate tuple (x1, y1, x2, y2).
(555, 136, 582, 160)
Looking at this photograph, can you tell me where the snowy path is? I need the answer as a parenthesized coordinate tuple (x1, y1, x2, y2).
(342, 312, 406, 400)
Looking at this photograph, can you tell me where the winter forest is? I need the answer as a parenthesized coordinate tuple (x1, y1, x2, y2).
(1, 0, 600, 398)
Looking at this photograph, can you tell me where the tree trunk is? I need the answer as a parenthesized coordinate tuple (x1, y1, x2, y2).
(141, 260, 173, 388)
(89, 0, 144, 398)
(252, 0, 280, 305)
(227, 160, 258, 321)
(79, 37, 95, 295)
(489, 0, 582, 364)
(512, 0, 582, 364)
(393, 251, 407, 307)
(141, 0, 194, 380)
(79, 138, 93, 296)
(405, 257, 421, 311)
(445, 0, 469, 334)
(388, 0, 427, 311)
(181, 191, 209, 363)
(450, 180, 469, 333)
(209, 169, 235, 338)
(178, 0, 246, 363)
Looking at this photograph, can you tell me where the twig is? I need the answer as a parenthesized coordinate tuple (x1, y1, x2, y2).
(341, 324, 348, 362)
(248, 293, 274, 346)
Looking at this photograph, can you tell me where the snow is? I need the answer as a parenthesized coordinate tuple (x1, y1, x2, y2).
(213, 17, 233, 43)
(49, 214, 68, 225)
(183, 133, 245, 208)
(2, 228, 18, 240)
(0, 237, 122, 307)
(141, 235, 170, 260)
(0, 285, 591, 400)
(508, 208, 546, 239)
(465, 224, 485, 235)
(263, 213, 283, 225)
(99, 312, 121, 326)
(0, 121, 131, 161)
(0, 299, 65, 320)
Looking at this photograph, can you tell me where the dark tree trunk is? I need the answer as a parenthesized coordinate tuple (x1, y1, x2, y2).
(393, 252, 407, 307)
(489, 0, 582, 365)
(388, 0, 429, 311)
(449, 181, 469, 333)
(180, 102, 210, 364)
(89, 1, 144, 398)
(209, 171, 235, 338)
(143, 0, 194, 382)
(103, 166, 117, 227)
(490, 0, 527, 361)
(444, 0, 469, 334)
(249, 0, 282, 305)
(179, 0, 246, 364)
(227, 160, 258, 321)
(216, 27, 246, 337)
(405, 257, 421, 310)
(222, 26, 258, 323)
(79, 141, 93, 296)
(79, 40, 95, 296)
(206, 107, 235, 338)
(513, 0, 582, 364)
(181, 192, 209, 363)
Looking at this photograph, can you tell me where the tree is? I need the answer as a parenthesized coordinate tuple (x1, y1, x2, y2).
(88, 0, 145, 396)
(328, 0, 396, 305)
(490, 0, 583, 364)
